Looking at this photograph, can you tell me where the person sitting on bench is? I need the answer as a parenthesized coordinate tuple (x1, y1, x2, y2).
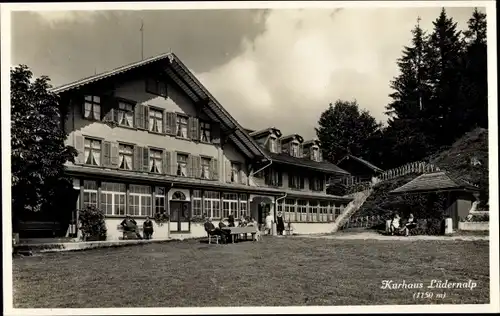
(120, 215, 142, 239)
(389, 213, 400, 236)
(143, 216, 154, 240)
(400, 213, 416, 237)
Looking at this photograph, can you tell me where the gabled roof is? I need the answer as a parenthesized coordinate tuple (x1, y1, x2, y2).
(280, 134, 304, 143)
(249, 127, 282, 138)
(337, 154, 383, 173)
(263, 149, 349, 175)
(302, 139, 321, 147)
(51, 52, 269, 162)
(390, 171, 480, 195)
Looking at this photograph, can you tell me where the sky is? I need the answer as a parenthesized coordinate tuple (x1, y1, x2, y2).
(10, 6, 483, 139)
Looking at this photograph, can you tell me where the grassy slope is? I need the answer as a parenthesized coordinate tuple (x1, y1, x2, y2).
(356, 128, 489, 219)
(13, 238, 489, 307)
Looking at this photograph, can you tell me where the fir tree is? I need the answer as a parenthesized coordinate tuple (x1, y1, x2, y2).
(462, 8, 488, 129)
(426, 8, 466, 146)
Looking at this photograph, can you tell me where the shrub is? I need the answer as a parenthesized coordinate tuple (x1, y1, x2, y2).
(463, 214, 490, 222)
(78, 205, 107, 241)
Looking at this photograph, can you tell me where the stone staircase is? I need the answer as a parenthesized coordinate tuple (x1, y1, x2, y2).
(331, 188, 374, 233)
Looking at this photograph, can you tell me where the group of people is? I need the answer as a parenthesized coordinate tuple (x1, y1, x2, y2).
(389, 213, 416, 237)
(120, 215, 154, 240)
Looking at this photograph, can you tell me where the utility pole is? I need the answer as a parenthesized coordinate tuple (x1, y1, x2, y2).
(140, 19, 144, 60)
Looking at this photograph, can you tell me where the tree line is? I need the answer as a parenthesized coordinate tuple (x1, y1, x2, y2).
(316, 8, 487, 170)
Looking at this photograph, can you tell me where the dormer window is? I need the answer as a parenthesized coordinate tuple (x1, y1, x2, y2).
(312, 147, 319, 161)
(269, 136, 278, 153)
(290, 142, 299, 157)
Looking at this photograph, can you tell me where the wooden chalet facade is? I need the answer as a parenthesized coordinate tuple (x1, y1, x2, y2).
(48, 52, 353, 240)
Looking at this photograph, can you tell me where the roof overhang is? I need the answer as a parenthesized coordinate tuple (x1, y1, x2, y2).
(50, 52, 270, 162)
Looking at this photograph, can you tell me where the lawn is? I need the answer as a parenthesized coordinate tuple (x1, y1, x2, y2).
(12, 237, 490, 307)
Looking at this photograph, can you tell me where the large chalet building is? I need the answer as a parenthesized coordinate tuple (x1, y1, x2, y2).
(53, 52, 354, 240)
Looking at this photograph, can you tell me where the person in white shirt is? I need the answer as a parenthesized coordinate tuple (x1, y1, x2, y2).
(265, 212, 274, 235)
(390, 213, 400, 236)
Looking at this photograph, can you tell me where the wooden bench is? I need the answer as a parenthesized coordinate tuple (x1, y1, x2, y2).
(117, 225, 143, 240)
(18, 221, 61, 237)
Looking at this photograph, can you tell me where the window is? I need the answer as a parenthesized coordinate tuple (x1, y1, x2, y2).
(201, 157, 211, 179)
(193, 190, 202, 217)
(177, 154, 188, 177)
(83, 180, 98, 208)
(119, 144, 133, 170)
(289, 173, 301, 189)
(298, 200, 307, 222)
(285, 198, 296, 222)
(311, 177, 324, 191)
(155, 187, 166, 215)
(146, 78, 167, 97)
(117, 101, 134, 127)
(200, 121, 211, 142)
(320, 201, 329, 222)
(230, 162, 240, 183)
(290, 142, 299, 157)
(222, 193, 238, 219)
(204, 191, 220, 219)
(309, 201, 318, 221)
(100, 182, 126, 216)
(84, 95, 101, 120)
(269, 137, 277, 153)
(129, 185, 152, 217)
(266, 168, 281, 186)
(176, 115, 188, 138)
(149, 108, 163, 133)
(239, 194, 248, 218)
(84, 138, 101, 166)
(149, 149, 163, 173)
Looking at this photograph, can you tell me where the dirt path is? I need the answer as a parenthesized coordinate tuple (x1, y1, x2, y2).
(295, 231, 489, 241)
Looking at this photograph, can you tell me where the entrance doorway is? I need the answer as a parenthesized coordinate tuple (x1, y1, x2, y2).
(169, 191, 190, 232)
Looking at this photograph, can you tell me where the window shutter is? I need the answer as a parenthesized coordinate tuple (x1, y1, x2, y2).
(135, 104, 144, 129)
(212, 123, 221, 145)
(278, 170, 283, 186)
(225, 161, 232, 183)
(143, 147, 150, 172)
(318, 149, 323, 162)
(298, 144, 304, 158)
(211, 158, 219, 180)
(143, 106, 150, 131)
(191, 155, 201, 178)
(169, 151, 177, 176)
(102, 141, 111, 167)
(240, 170, 247, 185)
(163, 150, 170, 174)
(162, 111, 168, 134)
(187, 155, 193, 177)
(110, 142, 119, 167)
(165, 112, 177, 135)
(277, 140, 282, 153)
(74, 135, 85, 164)
(103, 108, 114, 123)
(189, 117, 200, 141)
(133, 146, 143, 171)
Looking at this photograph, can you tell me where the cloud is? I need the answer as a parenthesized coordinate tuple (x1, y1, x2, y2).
(11, 7, 481, 140)
(196, 7, 479, 139)
(34, 11, 101, 25)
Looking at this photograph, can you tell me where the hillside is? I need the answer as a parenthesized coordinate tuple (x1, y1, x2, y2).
(356, 128, 489, 219)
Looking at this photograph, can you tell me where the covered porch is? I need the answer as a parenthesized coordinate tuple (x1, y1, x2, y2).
(389, 171, 481, 229)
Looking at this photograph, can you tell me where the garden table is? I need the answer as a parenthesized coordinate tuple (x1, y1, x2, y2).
(221, 226, 259, 243)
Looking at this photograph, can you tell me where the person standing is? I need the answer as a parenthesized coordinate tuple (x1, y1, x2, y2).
(143, 216, 154, 240)
(276, 211, 285, 235)
(265, 212, 274, 235)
